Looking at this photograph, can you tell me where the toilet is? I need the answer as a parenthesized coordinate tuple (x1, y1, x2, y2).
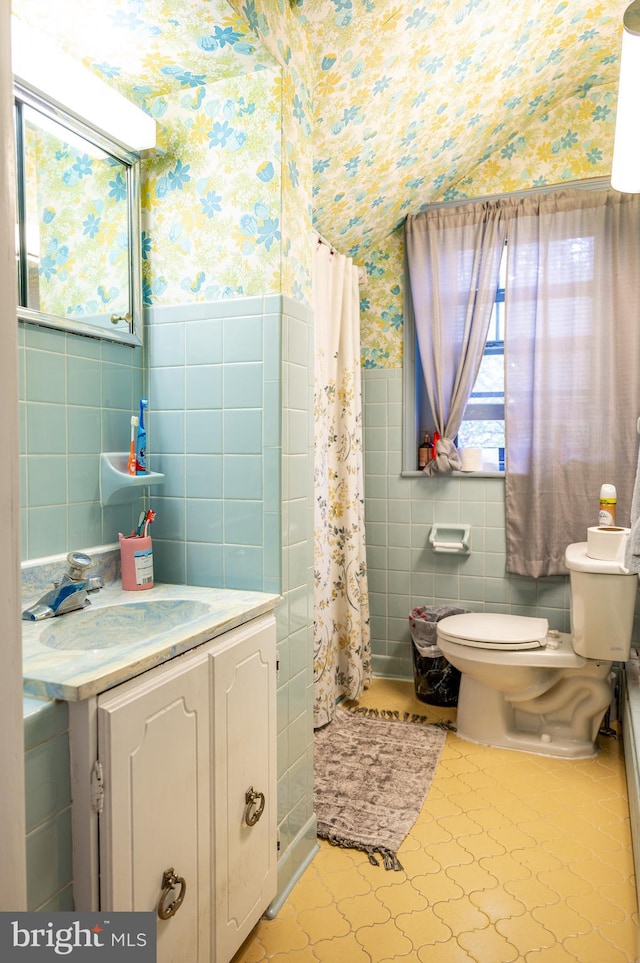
(436, 542, 638, 758)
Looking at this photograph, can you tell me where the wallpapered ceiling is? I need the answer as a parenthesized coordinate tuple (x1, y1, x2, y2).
(13, 0, 627, 365)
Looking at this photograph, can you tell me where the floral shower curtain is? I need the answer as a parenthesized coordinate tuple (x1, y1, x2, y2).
(313, 237, 371, 729)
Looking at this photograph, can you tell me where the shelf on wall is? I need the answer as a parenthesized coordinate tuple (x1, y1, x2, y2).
(100, 452, 164, 506)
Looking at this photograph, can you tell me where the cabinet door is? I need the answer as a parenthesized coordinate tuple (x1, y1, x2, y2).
(211, 616, 277, 962)
(97, 646, 211, 963)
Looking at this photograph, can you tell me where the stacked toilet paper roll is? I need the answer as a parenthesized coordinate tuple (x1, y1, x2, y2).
(586, 526, 630, 561)
(459, 448, 483, 472)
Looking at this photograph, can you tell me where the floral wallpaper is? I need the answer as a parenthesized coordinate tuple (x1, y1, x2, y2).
(299, 0, 624, 253)
(14, 0, 276, 94)
(139, 67, 283, 305)
(227, 0, 314, 303)
(12, 0, 627, 363)
(295, 0, 625, 367)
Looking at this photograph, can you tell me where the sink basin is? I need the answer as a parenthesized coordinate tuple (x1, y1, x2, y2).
(39, 599, 213, 651)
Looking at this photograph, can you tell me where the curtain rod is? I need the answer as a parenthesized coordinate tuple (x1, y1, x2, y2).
(313, 229, 337, 253)
(313, 228, 366, 281)
(413, 176, 611, 213)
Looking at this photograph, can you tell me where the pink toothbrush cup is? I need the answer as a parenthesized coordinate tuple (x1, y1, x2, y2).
(119, 533, 154, 591)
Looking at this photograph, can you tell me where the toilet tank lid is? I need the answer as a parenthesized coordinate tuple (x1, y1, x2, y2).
(565, 541, 634, 575)
(437, 613, 549, 646)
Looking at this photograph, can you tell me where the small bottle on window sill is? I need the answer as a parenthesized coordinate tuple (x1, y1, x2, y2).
(418, 432, 433, 470)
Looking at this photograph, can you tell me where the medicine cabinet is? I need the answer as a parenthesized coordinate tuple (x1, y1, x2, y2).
(13, 83, 143, 346)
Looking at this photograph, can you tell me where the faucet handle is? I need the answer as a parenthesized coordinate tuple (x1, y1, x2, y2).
(65, 551, 93, 581)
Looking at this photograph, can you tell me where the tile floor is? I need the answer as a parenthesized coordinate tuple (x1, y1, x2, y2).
(233, 678, 639, 963)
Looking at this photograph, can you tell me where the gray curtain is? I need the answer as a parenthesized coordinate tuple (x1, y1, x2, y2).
(405, 202, 508, 473)
(504, 189, 640, 577)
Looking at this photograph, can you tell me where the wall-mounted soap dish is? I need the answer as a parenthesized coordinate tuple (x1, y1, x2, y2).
(429, 524, 471, 554)
(100, 452, 164, 506)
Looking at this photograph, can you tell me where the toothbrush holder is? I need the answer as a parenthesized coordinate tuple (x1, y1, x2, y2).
(119, 532, 154, 591)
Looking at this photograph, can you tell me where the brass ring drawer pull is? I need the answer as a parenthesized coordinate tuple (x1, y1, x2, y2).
(244, 786, 265, 826)
(157, 867, 186, 920)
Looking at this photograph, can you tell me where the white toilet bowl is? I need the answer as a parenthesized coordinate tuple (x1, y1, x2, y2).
(436, 543, 638, 759)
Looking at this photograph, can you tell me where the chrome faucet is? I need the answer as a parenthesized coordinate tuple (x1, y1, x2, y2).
(22, 551, 104, 621)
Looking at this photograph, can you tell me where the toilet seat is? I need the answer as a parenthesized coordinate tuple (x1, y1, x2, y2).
(437, 613, 549, 651)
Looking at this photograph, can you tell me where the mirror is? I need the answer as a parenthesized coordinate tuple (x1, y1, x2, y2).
(14, 85, 143, 346)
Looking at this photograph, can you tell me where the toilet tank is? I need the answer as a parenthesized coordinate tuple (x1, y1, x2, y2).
(565, 542, 638, 660)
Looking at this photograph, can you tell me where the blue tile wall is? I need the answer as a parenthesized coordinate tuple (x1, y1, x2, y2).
(362, 367, 573, 679)
(147, 296, 281, 592)
(18, 322, 144, 560)
(275, 298, 317, 897)
(23, 697, 73, 911)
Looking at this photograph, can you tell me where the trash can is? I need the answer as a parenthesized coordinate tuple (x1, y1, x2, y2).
(409, 605, 468, 707)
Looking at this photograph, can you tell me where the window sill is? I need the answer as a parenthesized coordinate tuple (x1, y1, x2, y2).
(401, 470, 505, 479)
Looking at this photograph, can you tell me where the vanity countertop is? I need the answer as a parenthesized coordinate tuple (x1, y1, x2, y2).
(22, 582, 281, 702)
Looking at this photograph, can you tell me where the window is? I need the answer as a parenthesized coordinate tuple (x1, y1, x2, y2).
(456, 241, 506, 470)
(405, 241, 506, 473)
(402, 185, 620, 485)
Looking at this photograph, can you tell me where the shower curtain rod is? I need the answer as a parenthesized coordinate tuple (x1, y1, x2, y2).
(314, 229, 337, 253)
(313, 229, 365, 283)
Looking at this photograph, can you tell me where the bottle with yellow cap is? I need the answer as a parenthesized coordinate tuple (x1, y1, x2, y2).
(598, 484, 617, 527)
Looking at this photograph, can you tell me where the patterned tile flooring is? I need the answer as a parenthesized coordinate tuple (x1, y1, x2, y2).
(232, 678, 639, 962)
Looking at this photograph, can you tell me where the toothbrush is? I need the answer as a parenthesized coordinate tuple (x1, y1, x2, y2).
(135, 398, 148, 475)
(143, 509, 156, 538)
(135, 510, 145, 537)
(136, 509, 156, 538)
(127, 416, 138, 475)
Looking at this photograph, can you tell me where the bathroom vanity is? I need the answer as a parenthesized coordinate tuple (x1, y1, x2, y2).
(22, 567, 280, 963)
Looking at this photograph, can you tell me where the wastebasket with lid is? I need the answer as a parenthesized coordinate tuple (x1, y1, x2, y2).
(409, 605, 469, 707)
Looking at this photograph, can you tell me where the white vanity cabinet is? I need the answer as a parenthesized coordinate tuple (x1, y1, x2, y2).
(69, 612, 277, 963)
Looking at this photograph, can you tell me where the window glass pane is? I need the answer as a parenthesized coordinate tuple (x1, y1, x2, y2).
(492, 295, 504, 342)
(456, 243, 506, 462)
(469, 351, 503, 400)
(458, 419, 505, 449)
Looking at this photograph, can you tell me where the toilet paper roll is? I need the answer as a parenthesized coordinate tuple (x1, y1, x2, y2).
(459, 448, 483, 472)
(586, 525, 630, 561)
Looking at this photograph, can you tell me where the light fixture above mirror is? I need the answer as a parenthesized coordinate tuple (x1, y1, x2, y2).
(611, 0, 640, 194)
(11, 15, 155, 154)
